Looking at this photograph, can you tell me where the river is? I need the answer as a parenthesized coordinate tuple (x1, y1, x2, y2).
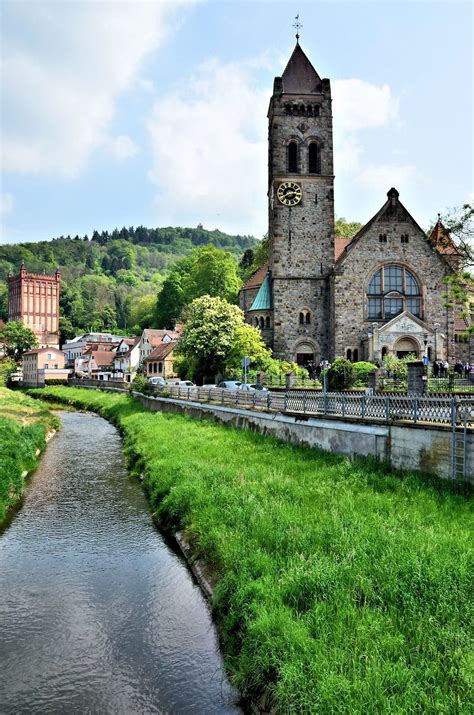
(0, 411, 240, 714)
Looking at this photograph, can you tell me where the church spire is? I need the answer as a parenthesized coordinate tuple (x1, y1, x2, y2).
(281, 42, 321, 94)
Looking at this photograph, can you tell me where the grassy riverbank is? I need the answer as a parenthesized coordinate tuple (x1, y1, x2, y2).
(28, 386, 472, 714)
(0, 387, 59, 524)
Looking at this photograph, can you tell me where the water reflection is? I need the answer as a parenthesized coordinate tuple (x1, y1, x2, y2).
(0, 411, 239, 714)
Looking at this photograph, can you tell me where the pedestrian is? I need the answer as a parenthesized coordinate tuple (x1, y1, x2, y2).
(432, 361, 439, 378)
(443, 360, 449, 377)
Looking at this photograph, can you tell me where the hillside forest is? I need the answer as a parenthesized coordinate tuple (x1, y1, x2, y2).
(0, 218, 362, 342)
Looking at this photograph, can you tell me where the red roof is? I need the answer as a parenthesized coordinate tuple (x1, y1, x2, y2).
(143, 341, 177, 362)
(429, 220, 462, 255)
(88, 350, 115, 367)
(335, 237, 352, 260)
(142, 329, 181, 347)
(242, 263, 269, 290)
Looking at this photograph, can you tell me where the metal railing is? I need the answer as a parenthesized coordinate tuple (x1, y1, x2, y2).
(150, 385, 473, 427)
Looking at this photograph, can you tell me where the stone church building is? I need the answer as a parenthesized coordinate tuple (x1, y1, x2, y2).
(240, 40, 468, 369)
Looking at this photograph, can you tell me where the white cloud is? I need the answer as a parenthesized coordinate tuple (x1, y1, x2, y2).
(1, 1, 189, 178)
(147, 57, 269, 236)
(0, 192, 14, 217)
(104, 135, 139, 162)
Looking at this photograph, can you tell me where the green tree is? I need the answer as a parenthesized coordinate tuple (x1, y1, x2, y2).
(59, 317, 75, 345)
(335, 216, 363, 238)
(155, 271, 186, 329)
(178, 296, 245, 381)
(0, 321, 38, 361)
(0, 356, 17, 385)
(185, 245, 242, 304)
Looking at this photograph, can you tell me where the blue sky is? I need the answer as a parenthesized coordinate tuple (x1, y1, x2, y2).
(1, 0, 472, 244)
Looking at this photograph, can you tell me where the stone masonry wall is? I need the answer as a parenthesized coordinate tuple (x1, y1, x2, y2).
(268, 81, 334, 361)
(332, 195, 455, 361)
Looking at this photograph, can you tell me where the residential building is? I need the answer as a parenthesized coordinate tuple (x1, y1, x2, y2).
(22, 347, 69, 387)
(143, 340, 178, 380)
(139, 328, 181, 365)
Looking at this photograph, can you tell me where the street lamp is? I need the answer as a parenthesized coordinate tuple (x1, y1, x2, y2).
(433, 322, 440, 362)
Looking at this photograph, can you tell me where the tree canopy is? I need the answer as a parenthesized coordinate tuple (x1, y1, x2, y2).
(0, 321, 38, 361)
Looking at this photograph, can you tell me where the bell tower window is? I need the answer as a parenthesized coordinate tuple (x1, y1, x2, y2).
(288, 142, 298, 173)
(308, 142, 321, 174)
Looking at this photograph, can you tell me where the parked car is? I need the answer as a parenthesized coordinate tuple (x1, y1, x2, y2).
(201, 383, 216, 388)
(148, 376, 166, 386)
(237, 383, 268, 392)
(167, 379, 196, 387)
(217, 380, 242, 390)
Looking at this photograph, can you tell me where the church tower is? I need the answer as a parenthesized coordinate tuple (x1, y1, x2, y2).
(268, 37, 334, 366)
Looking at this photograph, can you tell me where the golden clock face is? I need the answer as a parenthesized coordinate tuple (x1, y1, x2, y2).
(277, 181, 302, 206)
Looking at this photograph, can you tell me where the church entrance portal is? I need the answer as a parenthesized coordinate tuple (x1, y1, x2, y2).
(394, 336, 419, 359)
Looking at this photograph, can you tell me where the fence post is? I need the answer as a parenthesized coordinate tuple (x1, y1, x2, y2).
(324, 391, 328, 415)
(253, 391, 256, 409)
(385, 396, 391, 421)
(284, 392, 288, 412)
(361, 394, 366, 419)
(303, 392, 307, 414)
(413, 398, 418, 423)
(267, 391, 271, 411)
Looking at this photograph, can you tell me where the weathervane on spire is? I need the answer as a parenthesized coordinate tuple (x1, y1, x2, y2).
(293, 14, 302, 41)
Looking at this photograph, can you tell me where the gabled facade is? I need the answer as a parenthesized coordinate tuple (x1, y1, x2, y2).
(138, 328, 181, 365)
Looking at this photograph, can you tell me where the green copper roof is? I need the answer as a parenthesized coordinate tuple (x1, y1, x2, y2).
(249, 273, 273, 311)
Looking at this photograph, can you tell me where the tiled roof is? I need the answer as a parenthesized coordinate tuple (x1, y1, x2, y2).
(143, 329, 181, 347)
(249, 273, 273, 311)
(143, 341, 177, 362)
(335, 237, 352, 260)
(90, 350, 115, 367)
(242, 263, 269, 290)
(281, 42, 322, 94)
(429, 220, 462, 255)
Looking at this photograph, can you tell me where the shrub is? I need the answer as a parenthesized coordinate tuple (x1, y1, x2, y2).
(132, 374, 150, 395)
(327, 357, 354, 389)
(352, 361, 377, 386)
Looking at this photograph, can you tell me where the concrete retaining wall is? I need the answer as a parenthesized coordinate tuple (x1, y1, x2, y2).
(134, 392, 473, 482)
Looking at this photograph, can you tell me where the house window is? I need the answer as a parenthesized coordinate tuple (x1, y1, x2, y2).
(353, 349, 359, 362)
(367, 265, 422, 321)
(153, 363, 158, 373)
(158, 362, 163, 373)
(308, 142, 321, 174)
(288, 141, 298, 173)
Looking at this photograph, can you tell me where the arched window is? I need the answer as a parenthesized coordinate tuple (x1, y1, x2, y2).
(367, 265, 421, 321)
(265, 316, 271, 328)
(158, 362, 163, 373)
(288, 142, 298, 173)
(353, 349, 359, 362)
(259, 316, 265, 329)
(254, 317, 259, 327)
(346, 348, 352, 361)
(299, 309, 311, 325)
(308, 142, 321, 174)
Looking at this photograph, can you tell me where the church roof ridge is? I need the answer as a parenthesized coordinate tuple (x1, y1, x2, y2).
(335, 188, 429, 264)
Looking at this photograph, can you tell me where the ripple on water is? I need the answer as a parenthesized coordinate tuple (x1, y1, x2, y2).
(0, 411, 240, 714)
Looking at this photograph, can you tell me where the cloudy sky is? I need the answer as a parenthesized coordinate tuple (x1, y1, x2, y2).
(1, 0, 472, 244)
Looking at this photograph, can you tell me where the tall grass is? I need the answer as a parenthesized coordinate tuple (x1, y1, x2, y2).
(29, 387, 473, 713)
(0, 387, 59, 524)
